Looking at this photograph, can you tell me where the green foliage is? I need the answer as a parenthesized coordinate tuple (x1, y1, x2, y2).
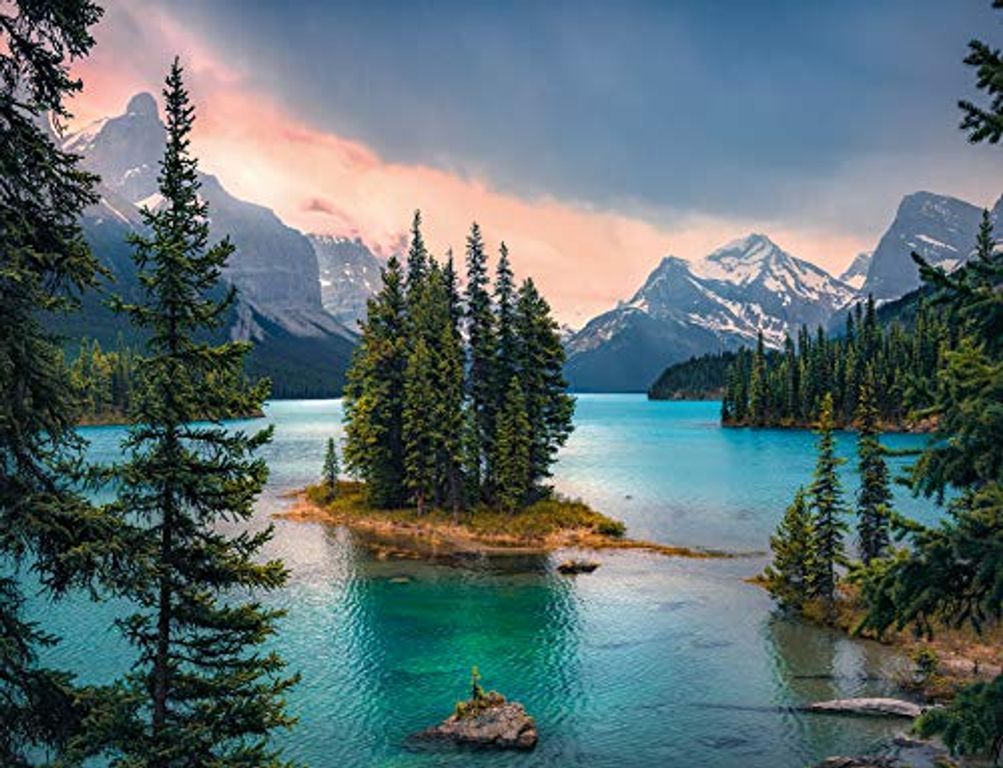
(494, 378, 531, 513)
(912, 646, 941, 687)
(69, 334, 136, 420)
(648, 351, 738, 401)
(454, 666, 506, 720)
(323, 437, 340, 495)
(807, 393, 848, 605)
(762, 488, 816, 611)
(720, 297, 951, 428)
(851, 38, 1003, 754)
(343, 214, 573, 515)
(0, 1, 118, 762)
(855, 376, 892, 563)
(343, 254, 408, 508)
(916, 675, 1003, 763)
(90, 61, 297, 766)
(464, 222, 497, 496)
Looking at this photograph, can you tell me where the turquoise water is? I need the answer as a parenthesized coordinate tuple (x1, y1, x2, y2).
(29, 395, 941, 767)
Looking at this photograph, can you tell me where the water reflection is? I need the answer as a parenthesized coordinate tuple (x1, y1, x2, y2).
(763, 614, 912, 764)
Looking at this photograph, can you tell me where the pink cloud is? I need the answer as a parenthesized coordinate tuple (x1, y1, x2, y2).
(66, 0, 871, 323)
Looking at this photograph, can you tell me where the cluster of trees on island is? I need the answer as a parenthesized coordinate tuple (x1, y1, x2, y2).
(68, 336, 137, 419)
(342, 213, 574, 514)
(0, 2, 575, 763)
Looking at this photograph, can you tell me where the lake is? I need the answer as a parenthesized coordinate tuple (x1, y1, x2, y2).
(30, 395, 941, 767)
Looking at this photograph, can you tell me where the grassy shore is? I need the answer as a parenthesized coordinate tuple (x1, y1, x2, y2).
(276, 480, 732, 560)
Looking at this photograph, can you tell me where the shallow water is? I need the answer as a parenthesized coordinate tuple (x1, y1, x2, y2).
(30, 395, 941, 767)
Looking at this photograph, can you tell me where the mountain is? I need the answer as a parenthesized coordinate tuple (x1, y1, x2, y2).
(838, 252, 872, 290)
(59, 93, 356, 397)
(861, 191, 997, 300)
(308, 235, 384, 330)
(565, 234, 857, 392)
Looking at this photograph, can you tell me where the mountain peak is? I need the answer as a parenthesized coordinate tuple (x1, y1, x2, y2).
(126, 92, 159, 119)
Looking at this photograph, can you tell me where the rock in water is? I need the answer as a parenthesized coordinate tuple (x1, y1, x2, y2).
(419, 701, 538, 750)
(813, 758, 901, 768)
(806, 698, 925, 719)
(557, 559, 600, 574)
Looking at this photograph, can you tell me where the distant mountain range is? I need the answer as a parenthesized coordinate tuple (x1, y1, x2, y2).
(57, 92, 380, 397)
(565, 191, 1003, 392)
(308, 235, 384, 331)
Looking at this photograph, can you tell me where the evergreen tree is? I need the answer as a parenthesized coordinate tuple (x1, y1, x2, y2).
(95, 61, 297, 766)
(403, 335, 438, 514)
(405, 209, 428, 294)
(855, 375, 891, 564)
(323, 437, 340, 494)
(748, 331, 767, 425)
(494, 241, 517, 405)
(807, 393, 848, 605)
(343, 254, 408, 507)
(0, 1, 117, 762)
(464, 223, 497, 497)
(763, 489, 816, 611)
(494, 377, 531, 513)
(513, 278, 575, 495)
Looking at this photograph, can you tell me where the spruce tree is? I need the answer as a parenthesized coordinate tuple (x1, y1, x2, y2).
(494, 241, 517, 405)
(464, 223, 497, 498)
(323, 437, 340, 495)
(855, 375, 891, 564)
(0, 1, 119, 762)
(403, 334, 438, 514)
(97, 61, 297, 766)
(494, 377, 531, 513)
(807, 393, 848, 605)
(514, 278, 575, 496)
(748, 331, 767, 425)
(343, 254, 408, 507)
(405, 209, 428, 294)
(763, 489, 816, 611)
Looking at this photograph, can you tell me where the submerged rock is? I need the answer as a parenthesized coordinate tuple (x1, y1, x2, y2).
(806, 698, 925, 718)
(814, 758, 901, 768)
(418, 701, 538, 750)
(557, 559, 600, 574)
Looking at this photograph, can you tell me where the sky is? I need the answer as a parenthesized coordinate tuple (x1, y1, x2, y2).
(68, 0, 1003, 323)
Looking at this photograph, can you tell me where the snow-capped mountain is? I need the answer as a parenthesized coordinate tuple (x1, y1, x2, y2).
(838, 252, 872, 290)
(58, 92, 358, 395)
(308, 235, 384, 330)
(565, 234, 857, 392)
(861, 191, 998, 300)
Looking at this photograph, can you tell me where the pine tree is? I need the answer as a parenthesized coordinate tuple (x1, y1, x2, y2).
(763, 489, 817, 611)
(464, 223, 497, 498)
(343, 254, 408, 507)
(494, 241, 517, 405)
(405, 209, 428, 294)
(855, 375, 891, 564)
(403, 335, 438, 514)
(514, 278, 575, 495)
(494, 377, 531, 513)
(748, 330, 767, 425)
(323, 437, 340, 495)
(0, 1, 117, 762)
(807, 393, 848, 605)
(97, 61, 296, 766)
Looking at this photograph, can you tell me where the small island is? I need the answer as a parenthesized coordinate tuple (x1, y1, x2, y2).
(277, 480, 725, 560)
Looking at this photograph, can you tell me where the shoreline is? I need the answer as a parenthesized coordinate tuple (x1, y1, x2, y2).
(275, 485, 741, 561)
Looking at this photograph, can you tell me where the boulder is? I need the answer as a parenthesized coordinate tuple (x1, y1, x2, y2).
(418, 701, 538, 750)
(806, 698, 925, 718)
